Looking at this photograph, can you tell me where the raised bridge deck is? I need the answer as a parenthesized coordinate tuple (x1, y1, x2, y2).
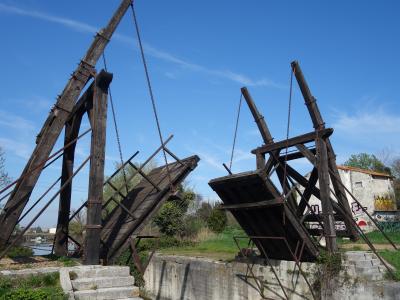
(209, 170, 319, 262)
(100, 155, 199, 262)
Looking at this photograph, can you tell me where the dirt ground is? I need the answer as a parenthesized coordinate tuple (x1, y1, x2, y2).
(339, 243, 400, 250)
(0, 256, 68, 271)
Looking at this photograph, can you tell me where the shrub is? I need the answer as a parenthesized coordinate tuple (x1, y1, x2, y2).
(6, 246, 33, 258)
(0, 287, 65, 300)
(153, 202, 184, 236)
(181, 216, 205, 239)
(207, 205, 227, 233)
(196, 202, 213, 222)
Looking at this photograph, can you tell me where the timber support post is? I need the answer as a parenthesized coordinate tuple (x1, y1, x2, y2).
(84, 70, 112, 265)
(0, 0, 133, 249)
(291, 60, 358, 241)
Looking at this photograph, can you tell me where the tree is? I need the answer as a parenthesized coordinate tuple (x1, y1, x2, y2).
(0, 147, 11, 189)
(344, 153, 391, 174)
(153, 202, 184, 236)
(69, 208, 86, 244)
(207, 203, 227, 233)
(391, 158, 400, 208)
(153, 183, 198, 237)
(196, 202, 213, 222)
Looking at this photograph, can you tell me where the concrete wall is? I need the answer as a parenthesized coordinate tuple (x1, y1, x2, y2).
(144, 254, 400, 300)
(305, 167, 396, 231)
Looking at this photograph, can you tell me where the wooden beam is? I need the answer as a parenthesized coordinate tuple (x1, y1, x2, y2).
(241, 87, 274, 144)
(0, 0, 132, 248)
(291, 61, 325, 130)
(296, 167, 319, 216)
(54, 110, 84, 256)
(316, 137, 337, 252)
(251, 128, 333, 155)
(84, 70, 112, 265)
(279, 148, 316, 162)
(291, 61, 358, 240)
(220, 199, 284, 210)
(297, 143, 358, 240)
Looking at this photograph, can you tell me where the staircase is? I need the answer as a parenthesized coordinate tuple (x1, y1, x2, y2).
(60, 265, 142, 300)
(343, 251, 386, 281)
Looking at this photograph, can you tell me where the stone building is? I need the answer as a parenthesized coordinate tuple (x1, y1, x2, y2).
(307, 165, 398, 231)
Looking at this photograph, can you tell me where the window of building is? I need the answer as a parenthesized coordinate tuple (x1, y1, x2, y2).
(355, 181, 363, 188)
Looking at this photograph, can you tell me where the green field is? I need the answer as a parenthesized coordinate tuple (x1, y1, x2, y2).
(379, 250, 400, 280)
(160, 227, 248, 260)
(338, 230, 400, 245)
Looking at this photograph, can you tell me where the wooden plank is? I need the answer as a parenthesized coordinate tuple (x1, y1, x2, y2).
(84, 70, 112, 265)
(0, 0, 132, 247)
(251, 128, 333, 155)
(100, 156, 199, 262)
(220, 199, 283, 210)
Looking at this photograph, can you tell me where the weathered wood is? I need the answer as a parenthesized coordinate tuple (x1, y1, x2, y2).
(251, 128, 333, 154)
(84, 70, 112, 265)
(292, 61, 358, 240)
(241, 87, 274, 144)
(0, 0, 132, 247)
(296, 167, 319, 216)
(54, 110, 84, 256)
(316, 137, 337, 252)
(101, 156, 200, 262)
(220, 199, 283, 210)
(209, 170, 319, 262)
(291, 61, 325, 130)
(279, 148, 316, 162)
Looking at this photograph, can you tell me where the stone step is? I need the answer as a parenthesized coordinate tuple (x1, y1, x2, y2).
(344, 251, 375, 261)
(74, 286, 140, 300)
(72, 276, 135, 291)
(70, 265, 131, 279)
(355, 265, 381, 273)
(345, 258, 381, 267)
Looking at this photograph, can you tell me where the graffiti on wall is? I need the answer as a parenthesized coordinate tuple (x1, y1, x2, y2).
(374, 195, 396, 211)
(348, 201, 368, 227)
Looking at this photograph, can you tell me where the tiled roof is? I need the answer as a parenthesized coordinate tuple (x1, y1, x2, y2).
(337, 165, 393, 178)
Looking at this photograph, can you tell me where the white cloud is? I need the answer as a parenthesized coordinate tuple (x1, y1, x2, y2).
(0, 3, 283, 88)
(0, 137, 32, 159)
(333, 108, 400, 135)
(0, 3, 96, 33)
(0, 110, 35, 132)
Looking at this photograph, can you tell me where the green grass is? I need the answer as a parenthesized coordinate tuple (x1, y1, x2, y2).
(0, 273, 66, 299)
(338, 230, 400, 244)
(160, 228, 249, 260)
(379, 250, 400, 281)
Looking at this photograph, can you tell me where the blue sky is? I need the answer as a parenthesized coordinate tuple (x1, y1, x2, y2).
(0, 0, 399, 227)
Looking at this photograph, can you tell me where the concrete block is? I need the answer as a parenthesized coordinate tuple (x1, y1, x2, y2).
(71, 276, 135, 291)
(69, 265, 131, 279)
(74, 286, 139, 300)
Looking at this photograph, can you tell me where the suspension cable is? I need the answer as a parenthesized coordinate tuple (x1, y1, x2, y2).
(102, 52, 129, 194)
(130, 3, 173, 190)
(282, 66, 294, 195)
(229, 93, 243, 171)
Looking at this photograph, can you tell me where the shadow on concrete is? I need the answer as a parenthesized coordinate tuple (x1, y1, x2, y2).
(156, 260, 167, 300)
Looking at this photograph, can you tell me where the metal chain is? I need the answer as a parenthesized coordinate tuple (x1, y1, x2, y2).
(130, 3, 173, 190)
(282, 66, 294, 196)
(229, 93, 243, 171)
(102, 52, 129, 195)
